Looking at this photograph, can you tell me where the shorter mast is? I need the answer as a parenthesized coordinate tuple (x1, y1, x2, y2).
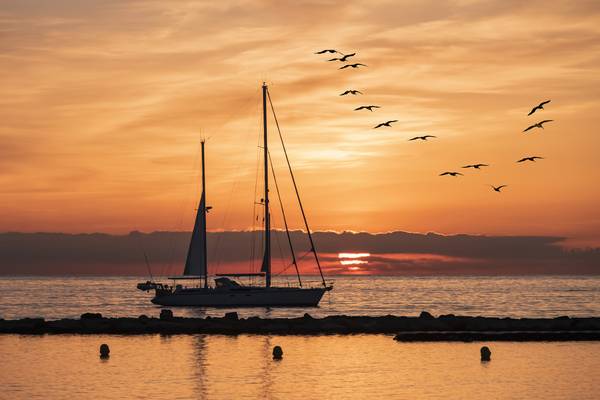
(183, 139, 209, 284)
(201, 140, 208, 289)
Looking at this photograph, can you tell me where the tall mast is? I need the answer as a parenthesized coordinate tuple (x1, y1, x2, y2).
(263, 82, 271, 288)
(201, 140, 208, 289)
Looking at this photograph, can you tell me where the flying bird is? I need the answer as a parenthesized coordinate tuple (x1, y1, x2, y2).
(408, 135, 436, 141)
(491, 185, 507, 192)
(462, 163, 489, 169)
(517, 156, 544, 163)
(330, 53, 357, 62)
(355, 105, 380, 111)
(340, 90, 362, 96)
(340, 63, 367, 69)
(523, 120, 553, 132)
(315, 49, 339, 54)
(339, 52, 356, 62)
(374, 120, 398, 129)
(439, 172, 463, 177)
(528, 100, 551, 116)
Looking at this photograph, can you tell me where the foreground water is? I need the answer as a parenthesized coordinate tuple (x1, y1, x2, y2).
(1, 275, 599, 320)
(2, 276, 599, 399)
(1, 334, 598, 400)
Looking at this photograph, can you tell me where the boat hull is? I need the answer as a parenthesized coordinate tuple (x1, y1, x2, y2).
(151, 286, 329, 307)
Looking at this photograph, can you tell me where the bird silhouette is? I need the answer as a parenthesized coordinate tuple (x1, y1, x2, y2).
(528, 100, 551, 116)
(339, 52, 356, 62)
(340, 90, 362, 96)
(491, 185, 507, 192)
(315, 49, 339, 54)
(355, 105, 380, 111)
(517, 156, 544, 163)
(374, 120, 397, 129)
(409, 135, 436, 141)
(340, 63, 367, 69)
(523, 120, 553, 132)
(439, 172, 463, 177)
(330, 53, 357, 62)
(462, 163, 489, 169)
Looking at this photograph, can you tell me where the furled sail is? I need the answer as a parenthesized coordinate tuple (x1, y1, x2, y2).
(183, 192, 207, 276)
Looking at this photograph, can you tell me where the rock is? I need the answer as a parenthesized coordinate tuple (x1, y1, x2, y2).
(100, 343, 110, 358)
(272, 345, 283, 360)
(81, 313, 103, 320)
(480, 346, 491, 361)
(224, 312, 239, 321)
(439, 314, 456, 319)
(160, 309, 174, 321)
(419, 311, 434, 319)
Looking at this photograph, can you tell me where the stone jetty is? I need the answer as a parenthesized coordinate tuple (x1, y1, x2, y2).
(1, 312, 599, 340)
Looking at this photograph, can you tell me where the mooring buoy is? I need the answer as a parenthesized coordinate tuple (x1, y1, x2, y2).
(100, 343, 110, 358)
(480, 346, 491, 361)
(272, 345, 283, 360)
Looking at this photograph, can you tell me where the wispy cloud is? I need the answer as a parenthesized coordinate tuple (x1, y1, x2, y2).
(1, 0, 599, 244)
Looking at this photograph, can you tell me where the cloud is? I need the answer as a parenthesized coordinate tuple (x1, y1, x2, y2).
(0, 0, 599, 246)
(0, 230, 598, 275)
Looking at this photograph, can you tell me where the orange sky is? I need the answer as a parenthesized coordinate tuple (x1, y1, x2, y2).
(1, 1, 599, 246)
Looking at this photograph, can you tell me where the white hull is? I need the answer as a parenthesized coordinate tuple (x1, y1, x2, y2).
(152, 286, 329, 307)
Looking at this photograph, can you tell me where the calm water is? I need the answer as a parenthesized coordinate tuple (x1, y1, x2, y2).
(0, 275, 599, 320)
(2, 276, 599, 399)
(1, 334, 599, 399)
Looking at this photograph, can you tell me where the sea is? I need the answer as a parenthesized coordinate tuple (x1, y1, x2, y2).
(1, 275, 599, 399)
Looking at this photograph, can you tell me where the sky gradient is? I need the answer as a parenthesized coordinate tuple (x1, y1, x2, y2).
(1, 1, 600, 247)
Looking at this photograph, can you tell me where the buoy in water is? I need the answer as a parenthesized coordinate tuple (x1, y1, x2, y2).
(272, 346, 283, 360)
(100, 343, 110, 358)
(480, 346, 491, 361)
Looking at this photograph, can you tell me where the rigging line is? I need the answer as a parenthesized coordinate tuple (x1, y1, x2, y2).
(268, 149, 302, 286)
(273, 261, 296, 277)
(274, 249, 313, 277)
(250, 134, 262, 273)
(144, 252, 154, 281)
(269, 213, 287, 280)
(297, 249, 313, 262)
(211, 90, 262, 274)
(266, 89, 327, 288)
(132, 228, 155, 280)
(164, 138, 203, 277)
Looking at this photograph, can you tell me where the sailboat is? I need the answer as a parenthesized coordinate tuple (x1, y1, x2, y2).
(137, 83, 332, 307)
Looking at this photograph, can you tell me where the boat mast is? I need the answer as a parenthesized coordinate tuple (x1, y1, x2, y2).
(263, 82, 271, 288)
(201, 140, 208, 289)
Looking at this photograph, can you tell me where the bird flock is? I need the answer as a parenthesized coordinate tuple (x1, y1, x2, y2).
(315, 49, 555, 194)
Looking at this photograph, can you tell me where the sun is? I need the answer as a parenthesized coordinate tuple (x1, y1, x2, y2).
(338, 253, 370, 272)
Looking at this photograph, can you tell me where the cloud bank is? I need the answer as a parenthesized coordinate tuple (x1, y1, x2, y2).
(1, 230, 597, 276)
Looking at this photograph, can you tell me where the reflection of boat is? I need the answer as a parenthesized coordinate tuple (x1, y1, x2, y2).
(138, 83, 332, 307)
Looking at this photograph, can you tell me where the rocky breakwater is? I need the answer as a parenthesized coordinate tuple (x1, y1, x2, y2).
(0, 312, 599, 340)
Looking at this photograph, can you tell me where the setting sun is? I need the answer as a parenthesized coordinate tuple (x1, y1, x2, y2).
(338, 252, 370, 266)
